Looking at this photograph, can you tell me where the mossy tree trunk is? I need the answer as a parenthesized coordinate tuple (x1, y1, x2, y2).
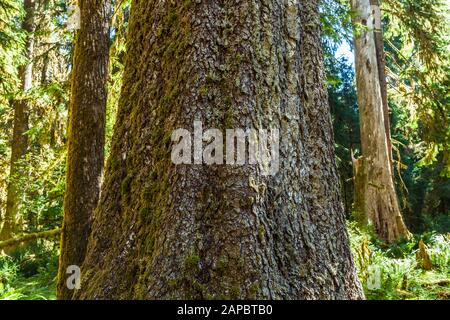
(76, 0, 363, 299)
(351, 0, 410, 242)
(57, 0, 111, 299)
(1, 0, 36, 242)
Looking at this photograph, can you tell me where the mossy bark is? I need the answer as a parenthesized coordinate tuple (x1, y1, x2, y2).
(1, 0, 36, 242)
(57, 0, 111, 299)
(75, 0, 363, 299)
(351, 0, 410, 242)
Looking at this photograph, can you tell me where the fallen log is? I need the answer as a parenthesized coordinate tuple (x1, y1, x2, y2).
(0, 228, 61, 250)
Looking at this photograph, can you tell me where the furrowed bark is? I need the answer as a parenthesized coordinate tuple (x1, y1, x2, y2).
(75, 0, 363, 299)
(57, 0, 111, 299)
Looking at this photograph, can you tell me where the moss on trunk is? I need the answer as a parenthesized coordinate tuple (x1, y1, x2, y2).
(57, 0, 111, 300)
(75, 0, 363, 300)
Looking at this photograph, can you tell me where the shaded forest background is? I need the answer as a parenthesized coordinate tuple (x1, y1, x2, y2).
(0, 0, 449, 300)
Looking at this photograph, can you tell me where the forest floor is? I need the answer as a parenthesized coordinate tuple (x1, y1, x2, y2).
(348, 223, 450, 300)
(0, 244, 58, 300)
(0, 226, 449, 300)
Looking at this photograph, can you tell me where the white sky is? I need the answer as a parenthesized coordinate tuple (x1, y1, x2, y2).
(335, 41, 355, 66)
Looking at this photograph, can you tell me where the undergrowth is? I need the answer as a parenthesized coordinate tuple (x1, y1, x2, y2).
(1, 225, 449, 300)
(348, 222, 450, 300)
(0, 241, 58, 300)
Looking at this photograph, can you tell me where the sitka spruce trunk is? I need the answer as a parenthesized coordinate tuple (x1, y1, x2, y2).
(57, 0, 111, 299)
(75, 0, 364, 299)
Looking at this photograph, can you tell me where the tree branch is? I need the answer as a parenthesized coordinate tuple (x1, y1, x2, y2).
(0, 229, 61, 250)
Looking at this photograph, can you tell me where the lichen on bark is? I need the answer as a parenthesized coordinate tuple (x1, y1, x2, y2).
(75, 0, 364, 300)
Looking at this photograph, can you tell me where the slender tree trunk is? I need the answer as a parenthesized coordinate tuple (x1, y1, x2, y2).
(57, 0, 111, 299)
(351, 0, 410, 242)
(75, 0, 363, 300)
(1, 0, 36, 241)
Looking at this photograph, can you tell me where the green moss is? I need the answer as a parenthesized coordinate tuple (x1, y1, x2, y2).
(149, 171, 158, 181)
(166, 8, 178, 28)
(168, 278, 179, 288)
(219, 286, 241, 300)
(248, 282, 260, 298)
(144, 235, 155, 256)
(230, 286, 241, 299)
(192, 280, 207, 295)
(223, 98, 234, 129)
(121, 174, 133, 197)
(235, 77, 241, 88)
(258, 226, 265, 243)
(215, 256, 229, 275)
(235, 53, 243, 64)
(109, 156, 119, 171)
(184, 254, 200, 271)
(198, 85, 208, 97)
(139, 207, 153, 224)
(206, 71, 220, 83)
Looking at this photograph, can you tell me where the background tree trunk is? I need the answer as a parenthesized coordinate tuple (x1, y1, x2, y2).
(76, 0, 363, 299)
(57, 0, 111, 299)
(1, 0, 36, 241)
(371, 0, 393, 165)
(351, 0, 410, 242)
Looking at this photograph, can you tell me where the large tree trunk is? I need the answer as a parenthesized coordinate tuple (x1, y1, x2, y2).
(57, 0, 111, 299)
(1, 0, 36, 241)
(351, 0, 410, 242)
(75, 0, 363, 299)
